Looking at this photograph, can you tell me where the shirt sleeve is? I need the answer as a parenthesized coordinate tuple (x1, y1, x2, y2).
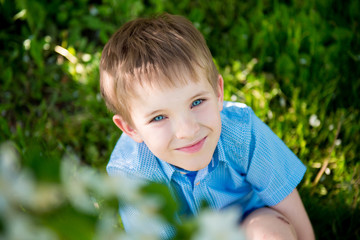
(245, 108, 306, 206)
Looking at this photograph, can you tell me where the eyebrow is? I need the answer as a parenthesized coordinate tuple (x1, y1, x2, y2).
(144, 90, 210, 119)
(190, 91, 209, 100)
(145, 109, 163, 119)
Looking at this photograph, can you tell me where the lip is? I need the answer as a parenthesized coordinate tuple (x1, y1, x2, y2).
(176, 137, 207, 153)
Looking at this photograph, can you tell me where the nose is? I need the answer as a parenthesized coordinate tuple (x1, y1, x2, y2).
(174, 114, 200, 139)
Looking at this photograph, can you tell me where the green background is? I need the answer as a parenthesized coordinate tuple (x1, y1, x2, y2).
(1, 0, 359, 239)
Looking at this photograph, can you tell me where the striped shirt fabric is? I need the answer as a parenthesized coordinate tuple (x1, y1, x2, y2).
(107, 101, 306, 239)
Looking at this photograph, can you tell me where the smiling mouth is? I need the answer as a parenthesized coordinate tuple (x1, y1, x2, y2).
(176, 137, 207, 153)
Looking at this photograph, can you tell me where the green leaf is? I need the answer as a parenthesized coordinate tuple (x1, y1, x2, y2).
(141, 182, 178, 224)
(275, 54, 295, 79)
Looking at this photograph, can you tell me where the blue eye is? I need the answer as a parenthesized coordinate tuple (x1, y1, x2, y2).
(152, 115, 165, 122)
(191, 99, 203, 107)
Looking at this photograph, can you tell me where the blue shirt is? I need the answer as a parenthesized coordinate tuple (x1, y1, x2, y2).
(107, 101, 306, 238)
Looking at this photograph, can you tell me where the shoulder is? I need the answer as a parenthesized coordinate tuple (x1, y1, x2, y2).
(218, 101, 255, 172)
(221, 101, 252, 117)
(106, 133, 167, 182)
(220, 101, 256, 139)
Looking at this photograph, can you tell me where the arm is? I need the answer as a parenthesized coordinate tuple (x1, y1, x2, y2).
(271, 189, 315, 240)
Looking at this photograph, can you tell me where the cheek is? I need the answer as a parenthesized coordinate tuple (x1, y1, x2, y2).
(141, 124, 173, 151)
(197, 105, 222, 128)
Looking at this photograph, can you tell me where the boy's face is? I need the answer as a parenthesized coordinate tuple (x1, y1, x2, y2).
(113, 74, 224, 171)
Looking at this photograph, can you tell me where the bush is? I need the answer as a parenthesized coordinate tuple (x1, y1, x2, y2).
(1, 0, 359, 238)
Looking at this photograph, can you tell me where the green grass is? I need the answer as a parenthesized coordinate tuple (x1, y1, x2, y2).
(1, 0, 359, 239)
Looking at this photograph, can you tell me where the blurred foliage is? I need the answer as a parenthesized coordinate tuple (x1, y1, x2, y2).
(0, 0, 359, 239)
(0, 141, 244, 239)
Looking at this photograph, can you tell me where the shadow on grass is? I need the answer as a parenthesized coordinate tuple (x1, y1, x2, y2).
(301, 188, 360, 240)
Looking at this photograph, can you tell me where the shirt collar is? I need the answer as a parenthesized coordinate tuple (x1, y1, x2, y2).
(157, 158, 176, 182)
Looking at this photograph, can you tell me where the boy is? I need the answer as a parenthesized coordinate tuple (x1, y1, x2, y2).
(100, 13, 314, 239)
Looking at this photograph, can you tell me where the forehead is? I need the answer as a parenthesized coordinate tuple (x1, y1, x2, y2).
(129, 72, 213, 112)
(127, 63, 203, 98)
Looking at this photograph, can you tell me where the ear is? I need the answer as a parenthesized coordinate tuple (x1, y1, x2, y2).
(217, 75, 224, 111)
(113, 115, 143, 143)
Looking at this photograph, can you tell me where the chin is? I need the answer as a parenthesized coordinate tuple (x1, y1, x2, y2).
(188, 159, 212, 171)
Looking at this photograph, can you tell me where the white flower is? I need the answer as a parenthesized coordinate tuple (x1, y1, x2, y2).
(7, 214, 58, 240)
(192, 208, 245, 240)
(279, 97, 286, 107)
(82, 53, 91, 62)
(90, 6, 98, 16)
(299, 58, 307, 65)
(309, 114, 321, 127)
(61, 154, 97, 214)
(0, 141, 20, 178)
(335, 139, 342, 146)
(23, 39, 31, 50)
(94, 210, 125, 240)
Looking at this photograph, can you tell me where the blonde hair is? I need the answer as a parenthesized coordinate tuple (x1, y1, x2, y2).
(100, 13, 219, 125)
